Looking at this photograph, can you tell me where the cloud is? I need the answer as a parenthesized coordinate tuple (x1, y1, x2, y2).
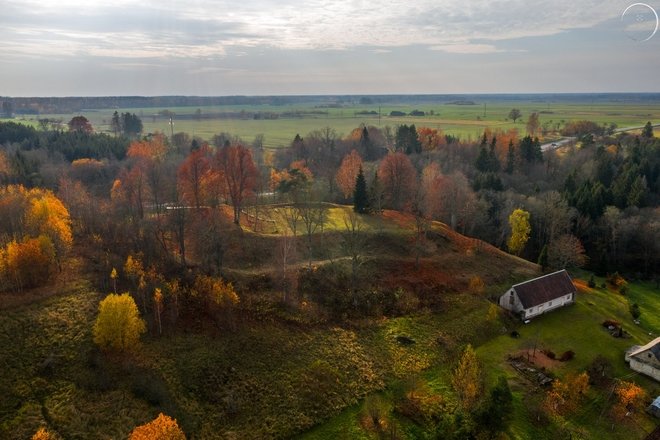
(0, 0, 628, 61)
(429, 43, 504, 54)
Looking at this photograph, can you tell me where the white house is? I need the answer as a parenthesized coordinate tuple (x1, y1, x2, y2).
(499, 270, 576, 320)
(625, 337, 660, 382)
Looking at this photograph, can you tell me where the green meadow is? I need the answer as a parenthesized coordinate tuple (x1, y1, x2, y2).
(15, 98, 660, 148)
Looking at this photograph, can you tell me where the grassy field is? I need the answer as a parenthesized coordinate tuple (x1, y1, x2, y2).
(13, 98, 660, 148)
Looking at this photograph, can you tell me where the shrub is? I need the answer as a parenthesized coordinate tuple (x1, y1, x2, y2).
(559, 350, 575, 362)
(587, 355, 613, 387)
(629, 303, 641, 320)
(129, 413, 186, 440)
(606, 272, 627, 291)
(587, 275, 596, 288)
(602, 319, 621, 328)
(542, 349, 556, 360)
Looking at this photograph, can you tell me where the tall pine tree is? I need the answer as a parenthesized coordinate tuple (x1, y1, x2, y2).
(353, 165, 369, 213)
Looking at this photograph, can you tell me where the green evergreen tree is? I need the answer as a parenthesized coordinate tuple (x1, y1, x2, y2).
(111, 111, 121, 136)
(488, 136, 500, 172)
(369, 170, 384, 213)
(477, 376, 513, 435)
(641, 121, 653, 139)
(475, 145, 490, 172)
(505, 139, 515, 174)
(353, 165, 369, 213)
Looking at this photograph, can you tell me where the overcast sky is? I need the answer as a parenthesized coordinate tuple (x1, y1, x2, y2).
(1, 0, 659, 96)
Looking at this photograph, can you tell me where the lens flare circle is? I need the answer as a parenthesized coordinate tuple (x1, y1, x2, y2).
(621, 3, 659, 42)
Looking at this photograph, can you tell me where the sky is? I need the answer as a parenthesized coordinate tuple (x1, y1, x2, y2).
(1, 0, 659, 96)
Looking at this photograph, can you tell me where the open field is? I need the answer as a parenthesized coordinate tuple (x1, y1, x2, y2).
(11, 97, 660, 148)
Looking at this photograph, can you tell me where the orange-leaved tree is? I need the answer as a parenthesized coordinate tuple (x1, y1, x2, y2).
(378, 152, 417, 211)
(611, 380, 646, 421)
(214, 144, 259, 224)
(2, 235, 56, 290)
(177, 144, 215, 209)
(31, 427, 58, 440)
(129, 413, 186, 440)
(417, 126, 446, 152)
(543, 372, 589, 417)
(336, 150, 363, 199)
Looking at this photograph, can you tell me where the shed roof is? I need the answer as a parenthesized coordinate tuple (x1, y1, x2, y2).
(653, 396, 660, 409)
(512, 270, 576, 309)
(628, 337, 660, 361)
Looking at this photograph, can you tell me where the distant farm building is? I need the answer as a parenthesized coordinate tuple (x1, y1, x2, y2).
(498, 270, 576, 320)
(625, 337, 660, 382)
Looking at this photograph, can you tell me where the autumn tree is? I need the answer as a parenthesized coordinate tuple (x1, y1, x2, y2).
(1, 235, 56, 290)
(548, 234, 588, 269)
(93, 293, 146, 352)
(417, 126, 446, 152)
(378, 151, 417, 210)
(526, 112, 540, 137)
(192, 275, 239, 326)
(0, 185, 72, 291)
(508, 208, 531, 256)
(153, 288, 164, 336)
(336, 150, 363, 200)
(25, 191, 73, 264)
(544, 372, 590, 416)
(611, 380, 646, 422)
(508, 108, 522, 123)
(177, 144, 215, 209)
(129, 413, 186, 440)
(451, 344, 483, 411)
(215, 144, 259, 224)
(31, 427, 58, 440)
(68, 115, 93, 133)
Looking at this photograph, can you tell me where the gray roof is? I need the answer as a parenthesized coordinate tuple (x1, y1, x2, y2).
(653, 396, 660, 409)
(629, 337, 660, 361)
(512, 270, 576, 309)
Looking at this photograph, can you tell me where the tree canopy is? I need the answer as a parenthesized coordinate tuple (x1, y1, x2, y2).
(93, 293, 146, 352)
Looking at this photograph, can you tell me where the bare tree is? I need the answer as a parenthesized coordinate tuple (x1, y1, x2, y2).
(296, 188, 327, 269)
(341, 211, 368, 301)
(275, 230, 297, 303)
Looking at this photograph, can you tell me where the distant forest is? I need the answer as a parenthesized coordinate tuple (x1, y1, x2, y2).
(3, 93, 660, 115)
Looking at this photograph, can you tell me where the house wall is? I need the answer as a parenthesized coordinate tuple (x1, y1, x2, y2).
(522, 293, 575, 319)
(499, 289, 523, 313)
(630, 358, 660, 382)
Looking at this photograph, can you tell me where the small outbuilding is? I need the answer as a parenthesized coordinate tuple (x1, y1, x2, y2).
(499, 270, 576, 320)
(649, 396, 660, 418)
(626, 337, 660, 382)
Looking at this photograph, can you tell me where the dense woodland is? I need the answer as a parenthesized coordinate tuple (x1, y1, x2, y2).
(0, 114, 658, 438)
(0, 115, 657, 286)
